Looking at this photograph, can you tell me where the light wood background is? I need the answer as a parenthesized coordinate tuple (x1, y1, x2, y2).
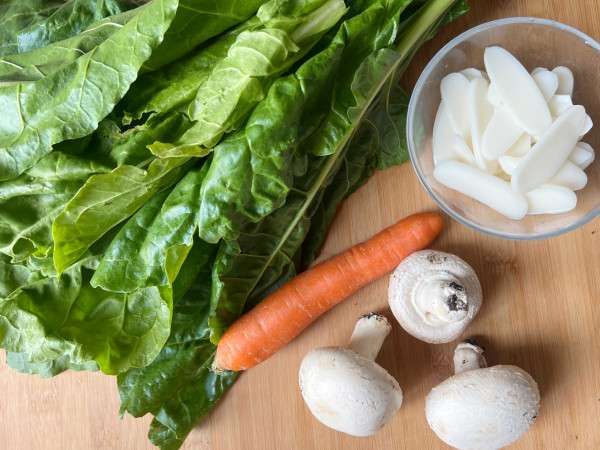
(2, 1, 600, 449)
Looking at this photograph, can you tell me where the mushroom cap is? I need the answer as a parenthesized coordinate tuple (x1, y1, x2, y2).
(389, 250, 482, 343)
(299, 347, 402, 437)
(426, 365, 540, 450)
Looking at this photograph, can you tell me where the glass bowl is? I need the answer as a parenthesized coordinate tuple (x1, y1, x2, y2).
(407, 17, 600, 239)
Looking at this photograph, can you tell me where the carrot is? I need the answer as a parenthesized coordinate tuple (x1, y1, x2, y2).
(215, 211, 444, 371)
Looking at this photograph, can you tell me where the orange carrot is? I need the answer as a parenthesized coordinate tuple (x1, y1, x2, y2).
(215, 211, 444, 371)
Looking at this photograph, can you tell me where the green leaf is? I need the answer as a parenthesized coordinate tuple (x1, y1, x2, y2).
(6, 351, 98, 378)
(50, 4, 281, 273)
(0, 0, 137, 57)
(196, 41, 343, 244)
(119, 26, 247, 125)
(300, 84, 410, 266)
(92, 162, 210, 293)
(300, 0, 470, 264)
(149, 0, 348, 158)
(118, 241, 237, 450)
(0, 0, 179, 181)
(371, 81, 410, 170)
(53, 157, 191, 273)
(54, 0, 349, 275)
(0, 151, 110, 262)
(0, 10, 136, 83)
(0, 0, 262, 84)
(0, 253, 41, 298)
(51, 0, 325, 275)
(0, 1, 63, 55)
(148, 367, 237, 450)
(195, 0, 419, 250)
(142, 0, 268, 71)
(0, 257, 172, 375)
(105, 113, 193, 167)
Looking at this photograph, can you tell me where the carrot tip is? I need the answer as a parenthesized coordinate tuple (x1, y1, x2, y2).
(212, 356, 238, 374)
(211, 359, 225, 373)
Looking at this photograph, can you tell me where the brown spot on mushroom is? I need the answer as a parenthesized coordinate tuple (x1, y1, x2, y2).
(427, 252, 449, 264)
(446, 294, 467, 312)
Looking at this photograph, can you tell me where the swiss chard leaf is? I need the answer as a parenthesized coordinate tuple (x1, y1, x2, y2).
(117, 2, 469, 449)
(300, 0, 469, 265)
(0, 0, 137, 57)
(142, 0, 268, 71)
(6, 350, 98, 377)
(119, 25, 247, 124)
(0, 0, 262, 84)
(0, 10, 137, 83)
(118, 241, 237, 450)
(0, 256, 172, 375)
(104, 113, 192, 167)
(52, 0, 348, 274)
(196, 41, 342, 244)
(53, 157, 191, 273)
(0, 253, 41, 298)
(208, 0, 469, 340)
(0, 1, 63, 55)
(0, 151, 110, 262)
(149, 0, 348, 158)
(300, 83, 410, 267)
(0, 0, 179, 181)
(92, 162, 209, 293)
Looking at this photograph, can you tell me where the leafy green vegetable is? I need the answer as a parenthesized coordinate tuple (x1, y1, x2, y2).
(149, 0, 348, 158)
(0, 109, 173, 260)
(0, 255, 172, 375)
(118, 240, 237, 450)
(6, 350, 98, 378)
(0, 0, 266, 84)
(52, 0, 348, 274)
(92, 162, 209, 293)
(0, 253, 41, 298)
(0, 9, 137, 83)
(300, 83, 410, 267)
(0, 1, 63, 55)
(53, 157, 191, 273)
(119, 26, 247, 124)
(0, 0, 179, 181)
(104, 113, 193, 167)
(0, 151, 110, 262)
(143, 0, 268, 71)
(196, 41, 342, 244)
(0, 0, 137, 57)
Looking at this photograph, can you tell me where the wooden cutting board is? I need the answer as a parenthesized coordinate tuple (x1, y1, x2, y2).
(2, 1, 600, 449)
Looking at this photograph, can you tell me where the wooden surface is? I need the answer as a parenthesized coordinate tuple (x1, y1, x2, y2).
(2, 1, 600, 449)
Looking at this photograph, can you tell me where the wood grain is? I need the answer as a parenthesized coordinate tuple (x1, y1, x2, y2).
(2, 1, 600, 449)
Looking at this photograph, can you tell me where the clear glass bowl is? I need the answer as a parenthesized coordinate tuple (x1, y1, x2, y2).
(407, 17, 600, 239)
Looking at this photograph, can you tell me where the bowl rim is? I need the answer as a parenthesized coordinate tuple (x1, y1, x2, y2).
(407, 16, 600, 240)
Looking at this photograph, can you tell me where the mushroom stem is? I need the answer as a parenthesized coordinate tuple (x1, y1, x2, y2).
(453, 340, 487, 374)
(348, 313, 392, 361)
(412, 271, 469, 327)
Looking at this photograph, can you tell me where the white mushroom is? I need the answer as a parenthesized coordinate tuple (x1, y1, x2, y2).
(298, 314, 402, 437)
(388, 250, 482, 344)
(426, 341, 541, 450)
